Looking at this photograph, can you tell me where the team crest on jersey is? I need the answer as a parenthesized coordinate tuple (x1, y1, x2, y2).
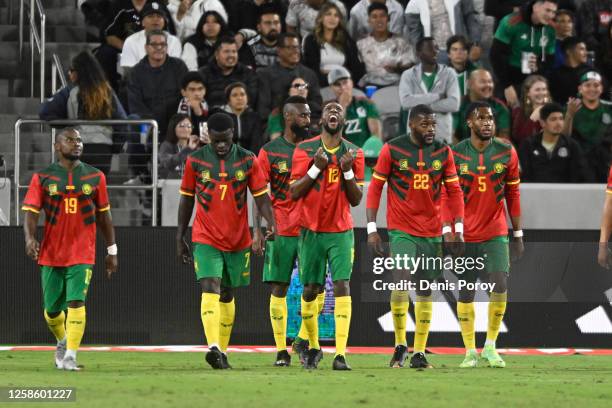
(82, 183, 92, 195)
(201, 170, 211, 182)
(432, 160, 442, 170)
(460, 163, 469, 175)
(278, 161, 288, 173)
(399, 159, 409, 170)
(357, 107, 367, 117)
(48, 184, 58, 195)
(235, 169, 245, 181)
(494, 163, 505, 173)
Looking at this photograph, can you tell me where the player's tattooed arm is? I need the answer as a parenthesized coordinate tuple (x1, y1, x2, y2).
(340, 149, 362, 207)
(252, 201, 265, 256)
(176, 195, 195, 264)
(254, 194, 276, 241)
(23, 211, 40, 261)
(96, 210, 118, 279)
(290, 147, 328, 200)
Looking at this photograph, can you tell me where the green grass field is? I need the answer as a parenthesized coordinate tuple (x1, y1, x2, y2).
(2, 352, 612, 407)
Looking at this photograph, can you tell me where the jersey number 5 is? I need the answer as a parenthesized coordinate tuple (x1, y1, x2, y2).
(413, 174, 429, 190)
(64, 197, 77, 214)
(478, 176, 487, 192)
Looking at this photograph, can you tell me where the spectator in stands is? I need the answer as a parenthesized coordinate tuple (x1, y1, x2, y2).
(405, 0, 482, 64)
(120, 2, 183, 71)
(80, 0, 115, 41)
(519, 102, 591, 182)
(167, 0, 228, 41)
(303, 3, 365, 87)
(399, 37, 459, 144)
(551, 9, 575, 68)
(238, 5, 282, 70)
(577, 0, 612, 52)
(548, 36, 590, 104)
(327, 67, 382, 147)
(128, 29, 188, 136)
(39, 51, 127, 175)
(166, 72, 210, 134)
(484, 0, 523, 31)
(182, 11, 230, 71)
(447, 34, 478, 97)
(257, 32, 323, 124)
(348, 0, 405, 41)
(490, 0, 558, 108)
(224, 0, 287, 34)
(512, 75, 550, 146)
(596, 21, 612, 91)
(286, 0, 347, 39)
(357, 2, 414, 88)
(455, 69, 511, 141)
(198, 36, 259, 109)
(159, 113, 200, 178)
(267, 76, 312, 139)
(362, 135, 384, 181)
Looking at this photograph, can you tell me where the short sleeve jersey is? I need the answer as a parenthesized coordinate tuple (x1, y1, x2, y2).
(451, 138, 521, 242)
(258, 137, 301, 237)
(290, 136, 365, 233)
(180, 144, 269, 251)
(343, 97, 380, 147)
(372, 136, 460, 237)
(22, 162, 110, 267)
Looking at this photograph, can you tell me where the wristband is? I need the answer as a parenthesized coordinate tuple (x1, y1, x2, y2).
(307, 164, 321, 179)
(442, 226, 452, 235)
(367, 222, 377, 234)
(343, 169, 355, 180)
(454, 223, 464, 234)
(513, 230, 523, 238)
(107, 244, 118, 256)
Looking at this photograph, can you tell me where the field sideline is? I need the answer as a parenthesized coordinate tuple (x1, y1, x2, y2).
(1, 351, 612, 407)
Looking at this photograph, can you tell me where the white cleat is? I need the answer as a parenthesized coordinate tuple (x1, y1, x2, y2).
(61, 355, 81, 371)
(55, 339, 67, 369)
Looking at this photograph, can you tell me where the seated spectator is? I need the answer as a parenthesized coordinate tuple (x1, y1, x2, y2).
(446, 34, 478, 97)
(596, 21, 612, 94)
(257, 32, 323, 125)
(224, 0, 287, 34)
(267, 76, 313, 139)
(238, 5, 282, 70)
(182, 11, 230, 71)
(159, 113, 201, 178)
(455, 69, 511, 142)
(512, 75, 550, 146)
(519, 102, 591, 182)
(285, 0, 346, 39)
(303, 2, 365, 87)
(120, 2, 183, 70)
(361, 135, 384, 181)
(399, 37, 460, 145)
(167, 0, 228, 41)
(80, 0, 115, 41)
(405, 0, 482, 64)
(551, 9, 575, 69)
(166, 71, 209, 134)
(577, 0, 612, 52)
(548, 36, 590, 105)
(490, 0, 558, 108)
(357, 2, 414, 88)
(327, 66, 382, 147)
(213, 82, 264, 152)
(39, 51, 127, 175)
(348, 0, 405, 41)
(199, 36, 259, 109)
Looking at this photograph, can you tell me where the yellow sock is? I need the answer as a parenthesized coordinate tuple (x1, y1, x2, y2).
(269, 295, 287, 351)
(457, 302, 476, 351)
(316, 291, 325, 315)
(44, 310, 66, 342)
(300, 296, 320, 349)
(334, 296, 352, 357)
(201, 293, 220, 348)
(219, 299, 235, 353)
(390, 290, 409, 346)
(413, 296, 432, 353)
(487, 292, 507, 344)
(66, 306, 86, 351)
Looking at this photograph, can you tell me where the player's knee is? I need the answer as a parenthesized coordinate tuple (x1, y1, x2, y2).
(67, 300, 84, 308)
(458, 289, 475, 303)
(200, 278, 221, 294)
(271, 283, 288, 298)
(45, 310, 62, 318)
(416, 287, 432, 297)
(333, 280, 350, 297)
(302, 284, 319, 301)
(219, 287, 234, 303)
(489, 273, 507, 293)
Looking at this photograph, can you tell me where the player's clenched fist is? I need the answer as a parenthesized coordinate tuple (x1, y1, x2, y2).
(340, 149, 354, 172)
(25, 238, 40, 260)
(367, 231, 386, 257)
(313, 147, 329, 170)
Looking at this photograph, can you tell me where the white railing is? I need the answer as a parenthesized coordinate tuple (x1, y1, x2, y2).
(19, 0, 46, 102)
(51, 53, 68, 95)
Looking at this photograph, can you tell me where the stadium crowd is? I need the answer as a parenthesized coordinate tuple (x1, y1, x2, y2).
(44, 0, 612, 182)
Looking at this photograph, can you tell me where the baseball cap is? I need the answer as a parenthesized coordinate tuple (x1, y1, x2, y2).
(579, 70, 602, 84)
(327, 66, 351, 85)
(362, 136, 383, 158)
(141, 2, 166, 18)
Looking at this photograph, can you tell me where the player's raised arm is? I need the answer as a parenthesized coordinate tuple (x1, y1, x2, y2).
(340, 148, 363, 207)
(505, 147, 523, 260)
(290, 146, 328, 200)
(366, 143, 392, 257)
(177, 156, 196, 264)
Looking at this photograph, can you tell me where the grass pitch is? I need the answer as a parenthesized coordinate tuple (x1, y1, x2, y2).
(2, 351, 612, 407)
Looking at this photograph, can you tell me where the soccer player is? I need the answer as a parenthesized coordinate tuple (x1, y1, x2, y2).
(22, 128, 117, 371)
(597, 166, 612, 269)
(443, 101, 523, 368)
(366, 104, 464, 369)
(290, 101, 365, 370)
(252, 96, 312, 366)
(177, 112, 276, 369)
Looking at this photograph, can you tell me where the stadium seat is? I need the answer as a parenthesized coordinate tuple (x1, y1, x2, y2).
(371, 86, 400, 140)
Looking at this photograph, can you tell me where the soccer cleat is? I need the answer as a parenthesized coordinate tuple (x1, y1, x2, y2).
(205, 346, 224, 369)
(291, 337, 309, 365)
(332, 355, 352, 371)
(459, 350, 479, 368)
(481, 345, 506, 368)
(409, 352, 433, 369)
(303, 348, 323, 370)
(55, 339, 67, 369)
(389, 345, 408, 368)
(221, 353, 232, 369)
(60, 355, 81, 371)
(273, 350, 291, 367)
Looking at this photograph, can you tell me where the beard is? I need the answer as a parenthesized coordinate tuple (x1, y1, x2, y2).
(323, 122, 342, 135)
(264, 30, 279, 42)
(290, 123, 309, 140)
(64, 152, 81, 161)
(474, 129, 493, 141)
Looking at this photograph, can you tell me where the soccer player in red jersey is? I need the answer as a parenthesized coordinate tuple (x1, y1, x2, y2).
(366, 104, 464, 369)
(176, 112, 276, 369)
(597, 166, 612, 268)
(22, 128, 117, 371)
(442, 101, 523, 368)
(290, 101, 365, 370)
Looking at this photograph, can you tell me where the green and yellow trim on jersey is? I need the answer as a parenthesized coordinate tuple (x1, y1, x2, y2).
(21, 204, 40, 213)
(97, 205, 111, 212)
(179, 188, 195, 197)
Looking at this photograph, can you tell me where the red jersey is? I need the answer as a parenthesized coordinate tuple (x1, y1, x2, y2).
(366, 136, 464, 237)
(22, 162, 110, 266)
(291, 136, 365, 233)
(180, 144, 268, 251)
